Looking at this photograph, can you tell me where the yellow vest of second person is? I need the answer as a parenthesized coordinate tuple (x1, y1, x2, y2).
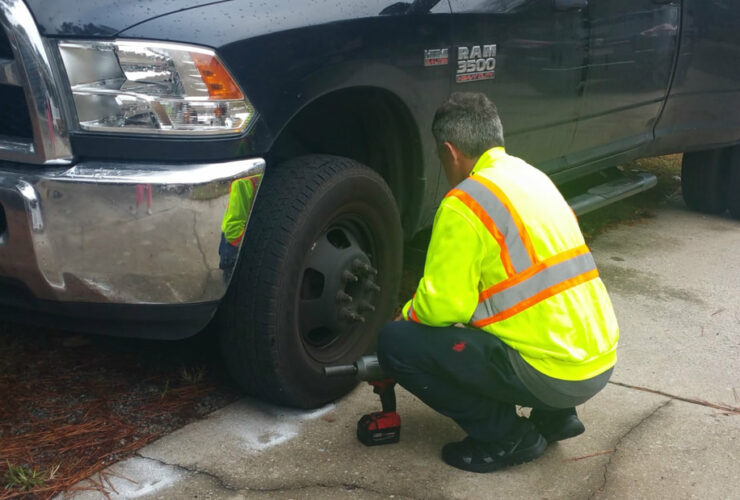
(403, 147, 619, 381)
(221, 177, 257, 246)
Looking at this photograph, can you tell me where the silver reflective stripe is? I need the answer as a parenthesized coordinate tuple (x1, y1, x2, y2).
(471, 252, 597, 323)
(457, 177, 533, 273)
(408, 300, 416, 321)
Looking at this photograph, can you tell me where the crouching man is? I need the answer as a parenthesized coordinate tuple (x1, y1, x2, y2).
(378, 92, 619, 473)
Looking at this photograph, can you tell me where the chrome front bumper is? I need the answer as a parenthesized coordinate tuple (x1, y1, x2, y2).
(0, 158, 264, 305)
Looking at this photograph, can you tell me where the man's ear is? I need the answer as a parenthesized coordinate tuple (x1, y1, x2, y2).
(443, 141, 461, 165)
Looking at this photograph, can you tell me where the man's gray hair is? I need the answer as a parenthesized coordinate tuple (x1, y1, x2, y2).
(432, 92, 505, 158)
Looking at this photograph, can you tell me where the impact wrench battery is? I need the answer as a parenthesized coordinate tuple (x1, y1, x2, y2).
(324, 355, 401, 446)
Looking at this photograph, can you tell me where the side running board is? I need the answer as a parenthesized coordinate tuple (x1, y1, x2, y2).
(567, 172, 658, 216)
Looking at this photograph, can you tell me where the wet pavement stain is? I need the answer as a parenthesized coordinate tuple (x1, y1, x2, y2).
(598, 263, 706, 306)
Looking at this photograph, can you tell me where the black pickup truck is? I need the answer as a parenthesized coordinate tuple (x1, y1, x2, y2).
(1, 0, 739, 408)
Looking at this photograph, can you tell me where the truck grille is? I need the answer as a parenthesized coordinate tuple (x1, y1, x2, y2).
(0, 85, 34, 140)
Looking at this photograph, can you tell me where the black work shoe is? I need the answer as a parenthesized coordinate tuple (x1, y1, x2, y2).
(529, 408, 585, 443)
(441, 418, 547, 473)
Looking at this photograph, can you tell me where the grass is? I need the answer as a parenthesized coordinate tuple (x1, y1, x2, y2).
(180, 365, 207, 385)
(3, 463, 47, 492)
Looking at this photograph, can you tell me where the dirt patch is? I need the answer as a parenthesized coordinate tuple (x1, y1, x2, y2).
(0, 324, 240, 499)
(578, 154, 682, 241)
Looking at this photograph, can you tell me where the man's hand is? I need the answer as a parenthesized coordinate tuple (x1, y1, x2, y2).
(392, 310, 404, 321)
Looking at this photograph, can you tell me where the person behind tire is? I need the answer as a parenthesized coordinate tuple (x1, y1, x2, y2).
(377, 92, 619, 473)
(219, 177, 257, 281)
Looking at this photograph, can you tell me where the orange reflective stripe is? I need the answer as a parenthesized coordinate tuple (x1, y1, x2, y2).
(230, 230, 245, 246)
(479, 244, 591, 302)
(446, 188, 517, 277)
(407, 297, 421, 323)
(472, 249, 596, 324)
(471, 268, 599, 328)
(410, 306, 420, 323)
(472, 175, 538, 265)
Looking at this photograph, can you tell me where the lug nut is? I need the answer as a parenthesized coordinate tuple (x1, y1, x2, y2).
(336, 291, 353, 303)
(364, 281, 381, 293)
(339, 308, 366, 323)
(342, 270, 359, 283)
(352, 259, 369, 272)
(359, 301, 376, 313)
(352, 259, 378, 276)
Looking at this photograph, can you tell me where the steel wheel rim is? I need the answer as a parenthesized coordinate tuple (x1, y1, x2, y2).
(296, 213, 381, 363)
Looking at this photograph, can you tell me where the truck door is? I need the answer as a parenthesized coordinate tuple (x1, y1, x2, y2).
(566, 0, 680, 164)
(448, 0, 589, 174)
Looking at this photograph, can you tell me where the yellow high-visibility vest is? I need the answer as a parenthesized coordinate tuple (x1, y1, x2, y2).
(221, 177, 257, 246)
(403, 147, 618, 381)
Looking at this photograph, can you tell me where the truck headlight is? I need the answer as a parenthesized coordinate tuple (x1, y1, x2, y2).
(57, 40, 254, 135)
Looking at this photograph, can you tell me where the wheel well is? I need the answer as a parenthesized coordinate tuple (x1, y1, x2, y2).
(271, 88, 424, 228)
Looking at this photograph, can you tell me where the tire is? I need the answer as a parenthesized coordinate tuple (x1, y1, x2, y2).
(681, 149, 729, 214)
(218, 155, 403, 408)
(727, 147, 740, 220)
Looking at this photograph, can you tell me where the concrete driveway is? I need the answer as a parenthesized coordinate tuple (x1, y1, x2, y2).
(61, 198, 740, 499)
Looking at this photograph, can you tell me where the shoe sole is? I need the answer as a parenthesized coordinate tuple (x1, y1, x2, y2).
(543, 419, 585, 443)
(443, 434, 548, 473)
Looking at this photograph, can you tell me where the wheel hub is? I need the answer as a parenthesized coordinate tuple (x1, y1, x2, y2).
(334, 255, 379, 326)
(297, 222, 381, 360)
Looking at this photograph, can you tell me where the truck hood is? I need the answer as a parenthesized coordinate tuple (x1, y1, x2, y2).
(25, 0, 231, 37)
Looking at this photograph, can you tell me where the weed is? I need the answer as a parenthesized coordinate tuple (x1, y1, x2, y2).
(180, 365, 207, 385)
(160, 378, 170, 399)
(48, 463, 61, 481)
(3, 462, 46, 491)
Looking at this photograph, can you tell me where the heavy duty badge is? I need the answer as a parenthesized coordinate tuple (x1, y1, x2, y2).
(456, 44, 497, 83)
(424, 48, 449, 67)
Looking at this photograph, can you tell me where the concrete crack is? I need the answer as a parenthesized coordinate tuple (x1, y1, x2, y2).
(134, 453, 241, 494)
(609, 381, 740, 414)
(134, 454, 418, 499)
(589, 399, 672, 500)
(243, 482, 420, 499)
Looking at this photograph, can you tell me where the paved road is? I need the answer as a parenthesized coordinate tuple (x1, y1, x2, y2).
(62, 198, 740, 499)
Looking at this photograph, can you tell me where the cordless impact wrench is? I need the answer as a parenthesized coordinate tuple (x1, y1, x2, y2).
(324, 355, 401, 446)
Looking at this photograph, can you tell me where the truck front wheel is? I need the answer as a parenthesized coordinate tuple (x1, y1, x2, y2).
(218, 155, 403, 408)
